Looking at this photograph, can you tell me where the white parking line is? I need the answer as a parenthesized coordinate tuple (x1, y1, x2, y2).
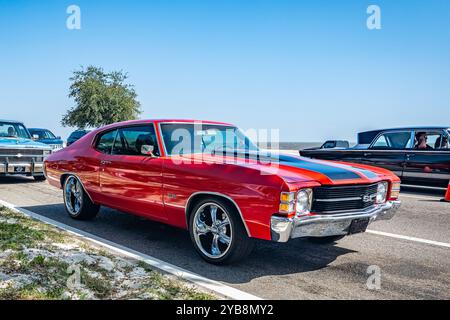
(0, 199, 262, 300)
(366, 229, 450, 249)
(400, 194, 443, 201)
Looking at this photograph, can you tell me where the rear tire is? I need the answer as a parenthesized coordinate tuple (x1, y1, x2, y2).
(33, 175, 46, 182)
(63, 175, 100, 220)
(307, 235, 346, 244)
(189, 197, 254, 265)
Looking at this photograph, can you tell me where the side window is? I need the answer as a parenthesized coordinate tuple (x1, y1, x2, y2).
(95, 130, 117, 154)
(372, 135, 388, 148)
(44, 130, 56, 139)
(322, 141, 335, 149)
(112, 125, 160, 156)
(414, 131, 448, 150)
(443, 132, 450, 149)
(371, 132, 412, 150)
(427, 134, 440, 149)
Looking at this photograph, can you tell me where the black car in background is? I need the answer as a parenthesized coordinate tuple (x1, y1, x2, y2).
(303, 140, 350, 150)
(67, 129, 90, 146)
(300, 127, 450, 189)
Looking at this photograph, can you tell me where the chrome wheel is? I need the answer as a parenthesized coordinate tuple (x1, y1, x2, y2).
(64, 176, 83, 216)
(192, 202, 233, 259)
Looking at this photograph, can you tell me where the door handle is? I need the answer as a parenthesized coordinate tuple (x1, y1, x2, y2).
(101, 160, 112, 165)
(406, 154, 415, 160)
(363, 153, 372, 157)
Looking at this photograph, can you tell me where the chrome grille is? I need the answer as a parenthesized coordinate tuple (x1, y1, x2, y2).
(0, 148, 44, 156)
(0, 156, 44, 163)
(0, 148, 45, 165)
(312, 183, 379, 213)
(48, 144, 63, 150)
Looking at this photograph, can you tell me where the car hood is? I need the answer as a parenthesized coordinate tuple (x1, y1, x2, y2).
(181, 151, 395, 186)
(38, 138, 64, 145)
(0, 137, 51, 149)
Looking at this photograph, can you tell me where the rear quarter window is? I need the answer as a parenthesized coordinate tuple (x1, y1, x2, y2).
(95, 130, 117, 154)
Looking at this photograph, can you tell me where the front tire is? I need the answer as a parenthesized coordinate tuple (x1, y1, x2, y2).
(189, 198, 254, 265)
(63, 175, 100, 220)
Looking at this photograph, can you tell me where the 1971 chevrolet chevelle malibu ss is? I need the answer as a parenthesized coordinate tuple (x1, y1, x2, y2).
(1, 119, 51, 181)
(45, 119, 401, 264)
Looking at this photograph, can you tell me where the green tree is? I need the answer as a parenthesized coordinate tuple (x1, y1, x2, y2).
(62, 66, 142, 128)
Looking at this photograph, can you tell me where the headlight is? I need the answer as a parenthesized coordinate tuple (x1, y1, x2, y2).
(279, 189, 313, 215)
(376, 182, 388, 203)
(296, 188, 313, 216)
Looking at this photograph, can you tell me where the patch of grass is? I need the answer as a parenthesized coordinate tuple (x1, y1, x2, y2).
(0, 222, 45, 250)
(0, 282, 66, 300)
(0, 206, 24, 220)
(137, 260, 152, 272)
(121, 263, 134, 274)
(0, 252, 70, 300)
(137, 270, 214, 300)
(0, 251, 28, 273)
(0, 207, 66, 249)
(82, 270, 113, 298)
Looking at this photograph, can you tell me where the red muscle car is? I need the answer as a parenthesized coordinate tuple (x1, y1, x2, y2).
(44, 119, 401, 264)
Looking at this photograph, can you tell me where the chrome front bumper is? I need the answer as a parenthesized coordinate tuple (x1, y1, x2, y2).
(0, 162, 45, 176)
(270, 200, 401, 242)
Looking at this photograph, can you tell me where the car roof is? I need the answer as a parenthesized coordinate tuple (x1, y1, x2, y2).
(0, 119, 24, 124)
(360, 126, 449, 134)
(28, 128, 51, 131)
(69, 130, 89, 136)
(96, 119, 234, 132)
(358, 127, 449, 144)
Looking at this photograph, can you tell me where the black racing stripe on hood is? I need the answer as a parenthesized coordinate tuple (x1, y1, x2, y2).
(349, 167, 378, 179)
(276, 154, 362, 180)
(278, 154, 378, 179)
(222, 151, 364, 181)
(279, 161, 361, 180)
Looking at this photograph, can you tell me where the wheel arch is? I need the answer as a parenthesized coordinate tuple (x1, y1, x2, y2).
(60, 173, 70, 188)
(185, 192, 251, 237)
(60, 173, 95, 204)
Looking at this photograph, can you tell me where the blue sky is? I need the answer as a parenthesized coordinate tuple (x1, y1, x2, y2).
(0, 0, 449, 142)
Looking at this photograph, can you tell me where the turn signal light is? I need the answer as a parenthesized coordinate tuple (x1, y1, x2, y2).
(390, 182, 401, 199)
(280, 192, 295, 203)
(279, 203, 295, 213)
(279, 192, 296, 214)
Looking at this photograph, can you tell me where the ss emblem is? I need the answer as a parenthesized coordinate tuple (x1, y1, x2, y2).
(362, 194, 377, 203)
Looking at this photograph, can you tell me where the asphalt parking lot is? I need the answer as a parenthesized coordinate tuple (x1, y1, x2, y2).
(0, 177, 449, 299)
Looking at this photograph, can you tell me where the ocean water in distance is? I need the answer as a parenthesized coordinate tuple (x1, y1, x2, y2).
(258, 142, 356, 150)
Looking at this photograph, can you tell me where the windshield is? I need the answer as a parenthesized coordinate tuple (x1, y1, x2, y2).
(160, 123, 259, 156)
(29, 129, 56, 139)
(70, 130, 89, 140)
(0, 122, 31, 139)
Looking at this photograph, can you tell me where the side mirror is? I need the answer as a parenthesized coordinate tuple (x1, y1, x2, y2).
(32, 134, 39, 140)
(56, 136, 61, 140)
(141, 145, 157, 157)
